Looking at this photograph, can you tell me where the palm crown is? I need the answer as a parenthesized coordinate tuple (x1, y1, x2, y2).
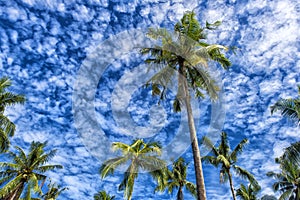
(156, 157, 197, 200)
(99, 139, 166, 200)
(0, 77, 26, 152)
(236, 183, 260, 200)
(94, 190, 116, 200)
(201, 132, 260, 200)
(0, 141, 63, 200)
(141, 11, 231, 111)
(267, 155, 300, 200)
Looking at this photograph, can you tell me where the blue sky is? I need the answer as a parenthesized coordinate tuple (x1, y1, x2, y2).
(0, 0, 299, 199)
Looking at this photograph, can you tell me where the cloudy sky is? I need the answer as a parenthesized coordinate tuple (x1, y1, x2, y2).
(0, 0, 299, 199)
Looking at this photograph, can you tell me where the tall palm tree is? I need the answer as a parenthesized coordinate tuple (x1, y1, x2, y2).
(267, 157, 300, 200)
(201, 132, 260, 200)
(0, 77, 26, 152)
(236, 183, 259, 200)
(94, 190, 116, 200)
(0, 141, 63, 200)
(270, 85, 300, 126)
(141, 11, 232, 200)
(99, 139, 166, 200)
(155, 157, 197, 200)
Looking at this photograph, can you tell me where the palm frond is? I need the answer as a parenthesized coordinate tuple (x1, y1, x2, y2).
(99, 156, 129, 179)
(94, 190, 115, 200)
(31, 149, 58, 168)
(200, 136, 219, 156)
(139, 141, 162, 155)
(278, 189, 293, 200)
(189, 65, 219, 101)
(270, 98, 300, 125)
(0, 115, 16, 138)
(219, 132, 230, 158)
(230, 138, 248, 163)
(217, 155, 230, 168)
(205, 21, 222, 30)
(233, 165, 260, 190)
(281, 141, 300, 165)
(201, 155, 219, 167)
(0, 92, 26, 108)
(35, 164, 63, 173)
(0, 129, 10, 152)
(145, 65, 176, 102)
(236, 184, 248, 199)
(205, 44, 231, 69)
(0, 77, 12, 92)
(185, 181, 197, 198)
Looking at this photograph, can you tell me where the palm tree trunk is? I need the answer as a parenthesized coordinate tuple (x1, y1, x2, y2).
(179, 60, 206, 200)
(3, 182, 24, 200)
(177, 186, 184, 200)
(295, 187, 299, 200)
(227, 170, 236, 200)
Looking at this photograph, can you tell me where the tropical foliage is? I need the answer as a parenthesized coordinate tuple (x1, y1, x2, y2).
(155, 157, 197, 200)
(0, 77, 25, 152)
(141, 10, 232, 200)
(270, 85, 300, 126)
(267, 156, 300, 200)
(236, 183, 259, 200)
(0, 141, 63, 200)
(201, 132, 260, 200)
(94, 190, 115, 200)
(41, 179, 68, 200)
(99, 139, 166, 200)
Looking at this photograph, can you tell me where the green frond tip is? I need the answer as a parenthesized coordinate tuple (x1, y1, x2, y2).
(205, 21, 222, 30)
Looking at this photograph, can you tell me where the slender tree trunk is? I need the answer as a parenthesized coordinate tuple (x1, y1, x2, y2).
(179, 60, 206, 200)
(177, 186, 184, 200)
(295, 187, 299, 200)
(3, 182, 24, 200)
(227, 170, 236, 200)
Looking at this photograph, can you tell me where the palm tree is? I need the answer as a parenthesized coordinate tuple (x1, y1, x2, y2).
(0, 77, 26, 152)
(41, 179, 68, 200)
(141, 11, 232, 200)
(0, 141, 63, 200)
(99, 139, 166, 200)
(201, 132, 260, 200)
(270, 85, 300, 126)
(155, 157, 197, 200)
(94, 190, 115, 200)
(267, 157, 300, 200)
(236, 183, 259, 200)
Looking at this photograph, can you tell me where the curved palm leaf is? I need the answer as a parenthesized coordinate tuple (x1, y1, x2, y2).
(230, 138, 249, 163)
(94, 190, 115, 200)
(236, 183, 259, 200)
(0, 77, 25, 152)
(281, 142, 300, 166)
(270, 85, 300, 126)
